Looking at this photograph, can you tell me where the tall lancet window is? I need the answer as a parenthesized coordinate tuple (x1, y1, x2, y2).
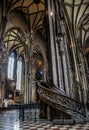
(16, 58, 22, 90)
(8, 53, 15, 80)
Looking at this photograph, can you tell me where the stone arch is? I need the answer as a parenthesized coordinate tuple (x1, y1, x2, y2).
(30, 32, 48, 77)
(4, 26, 26, 58)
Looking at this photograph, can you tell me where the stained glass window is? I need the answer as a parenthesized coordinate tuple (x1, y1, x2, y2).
(8, 53, 15, 79)
(16, 59, 22, 90)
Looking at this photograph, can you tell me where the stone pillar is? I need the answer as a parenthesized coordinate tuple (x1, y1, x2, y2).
(47, 106, 51, 121)
(0, 1, 8, 103)
(29, 67, 32, 103)
(57, 33, 70, 94)
(24, 60, 28, 104)
(24, 33, 33, 104)
(43, 68, 47, 82)
(21, 66, 25, 103)
(47, 0, 58, 87)
(0, 42, 6, 102)
(78, 51, 88, 115)
(64, 34, 73, 96)
(14, 90, 16, 102)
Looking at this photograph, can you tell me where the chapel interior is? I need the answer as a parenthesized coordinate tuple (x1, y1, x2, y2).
(0, 0, 89, 122)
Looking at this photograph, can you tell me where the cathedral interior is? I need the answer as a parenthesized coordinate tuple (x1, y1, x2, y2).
(0, 0, 89, 125)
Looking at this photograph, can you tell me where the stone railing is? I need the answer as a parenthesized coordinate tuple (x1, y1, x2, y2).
(37, 82, 86, 117)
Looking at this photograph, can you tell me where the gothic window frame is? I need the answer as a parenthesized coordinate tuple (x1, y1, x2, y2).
(16, 57, 23, 91)
(7, 52, 16, 80)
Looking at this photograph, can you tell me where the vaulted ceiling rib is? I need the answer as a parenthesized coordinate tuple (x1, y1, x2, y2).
(63, 0, 89, 45)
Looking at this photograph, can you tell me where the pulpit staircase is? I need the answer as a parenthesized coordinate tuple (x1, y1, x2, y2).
(37, 82, 86, 119)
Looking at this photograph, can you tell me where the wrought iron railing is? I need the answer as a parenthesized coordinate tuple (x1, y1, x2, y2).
(19, 103, 40, 121)
(37, 82, 86, 117)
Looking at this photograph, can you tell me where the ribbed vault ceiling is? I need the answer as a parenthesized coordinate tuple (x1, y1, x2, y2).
(1, 0, 89, 40)
(1, 0, 45, 31)
(62, 0, 89, 45)
(4, 28, 26, 57)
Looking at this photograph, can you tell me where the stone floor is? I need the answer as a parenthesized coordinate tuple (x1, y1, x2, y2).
(0, 110, 89, 130)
